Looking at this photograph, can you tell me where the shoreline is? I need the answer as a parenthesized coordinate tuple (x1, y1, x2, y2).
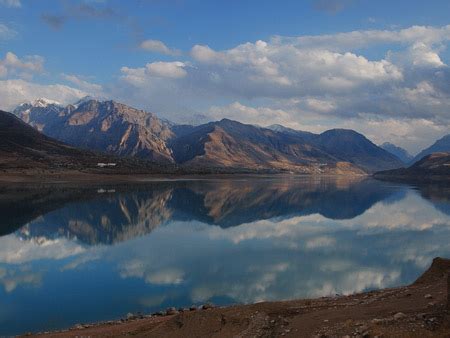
(29, 257, 450, 337)
(0, 171, 369, 184)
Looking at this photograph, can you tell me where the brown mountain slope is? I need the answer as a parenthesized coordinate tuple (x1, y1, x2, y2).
(314, 129, 404, 172)
(14, 98, 175, 163)
(0, 110, 172, 174)
(171, 119, 365, 174)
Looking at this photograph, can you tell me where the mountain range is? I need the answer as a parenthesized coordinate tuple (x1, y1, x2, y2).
(12, 97, 405, 174)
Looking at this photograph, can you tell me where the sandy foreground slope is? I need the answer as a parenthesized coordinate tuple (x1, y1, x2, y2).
(28, 257, 450, 337)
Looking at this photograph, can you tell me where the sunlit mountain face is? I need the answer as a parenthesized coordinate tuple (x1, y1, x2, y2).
(1, 177, 450, 335)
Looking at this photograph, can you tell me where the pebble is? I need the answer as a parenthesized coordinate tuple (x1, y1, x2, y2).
(126, 312, 136, 320)
(424, 294, 433, 299)
(393, 312, 407, 320)
(356, 325, 368, 333)
(166, 307, 179, 315)
(416, 313, 426, 320)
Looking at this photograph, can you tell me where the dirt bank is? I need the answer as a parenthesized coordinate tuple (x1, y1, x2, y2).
(28, 257, 450, 337)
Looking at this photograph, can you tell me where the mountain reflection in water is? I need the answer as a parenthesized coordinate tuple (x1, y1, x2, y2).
(0, 176, 450, 335)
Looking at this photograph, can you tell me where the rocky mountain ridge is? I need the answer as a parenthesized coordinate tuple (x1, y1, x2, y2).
(0, 109, 173, 174)
(13, 97, 405, 173)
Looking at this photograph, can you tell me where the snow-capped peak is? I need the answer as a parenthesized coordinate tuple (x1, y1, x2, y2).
(32, 98, 62, 108)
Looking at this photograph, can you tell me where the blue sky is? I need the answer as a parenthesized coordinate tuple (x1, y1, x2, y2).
(1, 0, 450, 153)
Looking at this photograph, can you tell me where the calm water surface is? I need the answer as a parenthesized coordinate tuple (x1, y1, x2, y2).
(1, 177, 450, 335)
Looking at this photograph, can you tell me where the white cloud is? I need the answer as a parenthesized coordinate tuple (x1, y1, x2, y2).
(337, 116, 448, 154)
(0, 79, 87, 111)
(121, 61, 187, 83)
(208, 102, 292, 126)
(140, 39, 180, 56)
(0, 52, 44, 79)
(190, 40, 402, 96)
(0, 0, 21, 8)
(275, 25, 450, 51)
(146, 61, 187, 78)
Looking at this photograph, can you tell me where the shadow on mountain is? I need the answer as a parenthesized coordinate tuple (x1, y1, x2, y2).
(1, 177, 407, 245)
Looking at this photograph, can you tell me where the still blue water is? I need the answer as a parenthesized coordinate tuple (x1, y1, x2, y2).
(0, 177, 449, 335)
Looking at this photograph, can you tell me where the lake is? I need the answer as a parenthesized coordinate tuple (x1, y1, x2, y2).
(1, 176, 450, 335)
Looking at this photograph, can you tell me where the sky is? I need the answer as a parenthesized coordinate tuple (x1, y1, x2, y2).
(1, 0, 450, 154)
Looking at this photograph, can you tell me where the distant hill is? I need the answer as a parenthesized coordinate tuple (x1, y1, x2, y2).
(313, 129, 404, 172)
(13, 98, 404, 174)
(412, 134, 450, 164)
(0, 109, 172, 174)
(381, 142, 413, 164)
(374, 152, 450, 181)
(170, 119, 364, 174)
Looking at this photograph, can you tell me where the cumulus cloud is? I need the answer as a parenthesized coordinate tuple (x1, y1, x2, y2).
(0, 52, 44, 79)
(146, 61, 187, 78)
(121, 61, 187, 83)
(140, 39, 180, 56)
(189, 39, 403, 98)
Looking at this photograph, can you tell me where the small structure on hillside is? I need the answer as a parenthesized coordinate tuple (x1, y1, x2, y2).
(97, 163, 117, 168)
